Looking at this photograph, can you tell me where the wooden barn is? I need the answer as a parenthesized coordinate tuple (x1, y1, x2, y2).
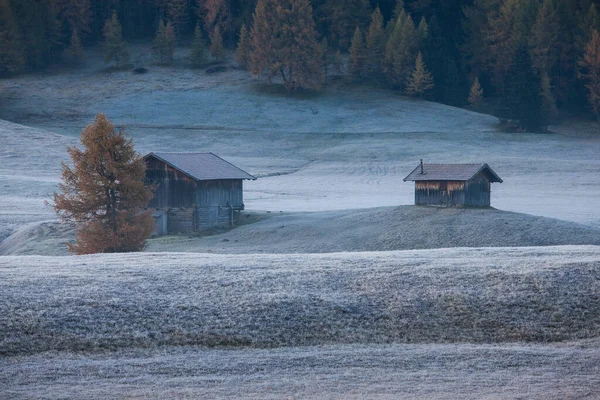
(403, 160, 503, 207)
(144, 152, 256, 235)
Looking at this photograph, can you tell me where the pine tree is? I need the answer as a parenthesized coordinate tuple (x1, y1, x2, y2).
(406, 52, 434, 97)
(366, 6, 385, 79)
(332, 50, 344, 76)
(579, 29, 600, 119)
(503, 42, 545, 131)
(529, 0, 560, 74)
(486, 0, 538, 91)
(249, 0, 323, 92)
(65, 29, 83, 65)
(384, 10, 417, 89)
(461, 0, 499, 79)
(236, 24, 250, 69)
(324, 0, 372, 49)
(103, 11, 129, 67)
(320, 37, 329, 83)
(249, 0, 271, 78)
(167, 0, 189, 37)
(0, 0, 25, 75)
(348, 26, 365, 81)
(153, 20, 176, 65)
(540, 72, 558, 121)
(210, 26, 224, 60)
(468, 77, 483, 105)
(197, 0, 231, 46)
(392, 0, 405, 20)
(577, 3, 600, 54)
(53, 113, 154, 255)
(55, 0, 92, 35)
(416, 16, 428, 47)
(191, 22, 206, 67)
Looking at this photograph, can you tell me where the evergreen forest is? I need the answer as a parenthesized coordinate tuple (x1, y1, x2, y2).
(1, 0, 600, 130)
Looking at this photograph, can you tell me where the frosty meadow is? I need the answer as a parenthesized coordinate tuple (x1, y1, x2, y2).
(1, 6, 600, 396)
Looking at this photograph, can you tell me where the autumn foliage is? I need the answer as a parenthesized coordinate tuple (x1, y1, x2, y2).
(53, 114, 154, 254)
(249, 0, 323, 91)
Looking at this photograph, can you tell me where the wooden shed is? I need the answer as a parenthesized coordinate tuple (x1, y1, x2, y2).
(403, 160, 502, 207)
(144, 152, 256, 235)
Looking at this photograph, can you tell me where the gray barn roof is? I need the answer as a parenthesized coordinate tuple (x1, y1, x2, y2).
(144, 152, 256, 181)
(403, 163, 503, 183)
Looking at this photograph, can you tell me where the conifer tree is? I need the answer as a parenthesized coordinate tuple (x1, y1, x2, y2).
(332, 50, 344, 76)
(416, 17, 428, 47)
(154, 20, 176, 64)
(0, 0, 25, 75)
(103, 11, 129, 67)
(55, 0, 92, 35)
(320, 37, 330, 83)
(392, 0, 405, 20)
(167, 0, 190, 37)
(384, 10, 417, 89)
(366, 6, 385, 79)
(461, 0, 498, 79)
(210, 26, 224, 60)
(579, 29, 600, 119)
(249, 0, 271, 78)
(236, 24, 250, 69)
(468, 77, 483, 105)
(191, 22, 206, 67)
(197, 0, 231, 44)
(249, 0, 323, 91)
(540, 72, 558, 121)
(349, 26, 366, 81)
(503, 42, 545, 131)
(577, 3, 600, 53)
(65, 29, 83, 65)
(406, 52, 434, 97)
(529, 0, 560, 74)
(53, 113, 154, 255)
(324, 0, 372, 49)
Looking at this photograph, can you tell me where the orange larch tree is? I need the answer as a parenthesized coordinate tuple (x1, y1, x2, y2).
(53, 113, 154, 254)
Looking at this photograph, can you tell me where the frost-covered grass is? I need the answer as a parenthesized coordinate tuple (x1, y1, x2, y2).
(1, 246, 599, 357)
(4, 206, 600, 256)
(2, 341, 599, 399)
(1, 45, 600, 249)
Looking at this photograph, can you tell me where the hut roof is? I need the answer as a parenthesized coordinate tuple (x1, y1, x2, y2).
(144, 152, 256, 181)
(403, 163, 503, 183)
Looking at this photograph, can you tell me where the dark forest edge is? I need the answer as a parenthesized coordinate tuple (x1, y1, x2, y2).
(1, 0, 600, 131)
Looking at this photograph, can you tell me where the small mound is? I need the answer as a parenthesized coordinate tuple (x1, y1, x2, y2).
(0, 221, 73, 256)
(147, 206, 600, 253)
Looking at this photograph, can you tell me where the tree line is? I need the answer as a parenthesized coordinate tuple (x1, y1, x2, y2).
(1, 0, 600, 130)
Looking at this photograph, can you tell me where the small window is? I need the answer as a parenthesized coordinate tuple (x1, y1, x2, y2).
(439, 181, 447, 191)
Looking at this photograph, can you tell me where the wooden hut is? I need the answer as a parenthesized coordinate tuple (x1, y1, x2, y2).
(144, 152, 256, 235)
(403, 160, 502, 207)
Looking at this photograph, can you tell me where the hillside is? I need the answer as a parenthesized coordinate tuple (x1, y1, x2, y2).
(147, 206, 600, 254)
(2, 206, 599, 256)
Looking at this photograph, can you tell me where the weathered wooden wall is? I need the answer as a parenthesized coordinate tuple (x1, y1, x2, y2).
(167, 208, 195, 233)
(196, 180, 243, 208)
(146, 157, 197, 209)
(415, 173, 492, 207)
(145, 156, 246, 234)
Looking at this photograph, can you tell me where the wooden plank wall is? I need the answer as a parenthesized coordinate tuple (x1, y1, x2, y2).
(414, 173, 492, 207)
(167, 208, 195, 233)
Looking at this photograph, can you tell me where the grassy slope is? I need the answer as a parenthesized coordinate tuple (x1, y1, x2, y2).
(147, 206, 600, 254)
(2, 246, 599, 357)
